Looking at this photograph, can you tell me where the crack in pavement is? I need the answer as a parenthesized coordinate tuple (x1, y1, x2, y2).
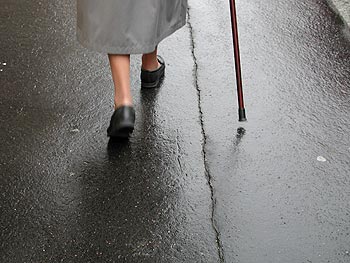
(186, 6, 225, 263)
(175, 129, 185, 175)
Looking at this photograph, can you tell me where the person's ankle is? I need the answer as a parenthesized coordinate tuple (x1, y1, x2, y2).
(141, 60, 160, 71)
(114, 99, 133, 110)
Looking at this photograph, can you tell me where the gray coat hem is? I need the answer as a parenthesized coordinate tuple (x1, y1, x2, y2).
(76, 16, 187, 54)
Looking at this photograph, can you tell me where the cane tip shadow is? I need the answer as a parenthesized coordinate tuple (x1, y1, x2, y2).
(235, 127, 246, 144)
(236, 127, 245, 137)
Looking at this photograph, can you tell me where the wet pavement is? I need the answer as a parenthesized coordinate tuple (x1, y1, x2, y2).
(0, 0, 349, 262)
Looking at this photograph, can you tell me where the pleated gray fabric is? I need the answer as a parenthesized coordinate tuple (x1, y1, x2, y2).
(76, 0, 188, 54)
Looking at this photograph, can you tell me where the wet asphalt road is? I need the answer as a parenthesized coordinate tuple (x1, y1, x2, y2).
(0, 0, 349, 262)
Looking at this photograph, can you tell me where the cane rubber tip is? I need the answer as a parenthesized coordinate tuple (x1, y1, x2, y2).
(238, 108, 247, 122)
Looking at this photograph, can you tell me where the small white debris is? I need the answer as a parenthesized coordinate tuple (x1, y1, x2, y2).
(317, 156, 327, 162)
(2, 62, 6, 66)
(71, 128, 79, 133)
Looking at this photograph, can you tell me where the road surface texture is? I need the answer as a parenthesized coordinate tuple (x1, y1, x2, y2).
(0, 0, 349, 262)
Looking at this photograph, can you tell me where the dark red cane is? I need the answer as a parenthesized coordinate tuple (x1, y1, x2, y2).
(229, 0, 247, 121)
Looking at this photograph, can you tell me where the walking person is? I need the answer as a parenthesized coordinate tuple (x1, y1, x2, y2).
(76, 0, 188, 139)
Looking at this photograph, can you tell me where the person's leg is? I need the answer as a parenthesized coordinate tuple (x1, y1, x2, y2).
(141, 46, 161, 71)
(108, 54, 133, 109)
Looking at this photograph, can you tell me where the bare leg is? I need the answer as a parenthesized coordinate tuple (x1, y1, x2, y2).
(141, 46, 161, 71)
(108, 54, 133, 109)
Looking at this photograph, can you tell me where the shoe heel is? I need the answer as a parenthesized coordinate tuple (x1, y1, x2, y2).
(108, 126, 134, 138)
(114, 126, 134, 138)
(107, 106, 135, 138)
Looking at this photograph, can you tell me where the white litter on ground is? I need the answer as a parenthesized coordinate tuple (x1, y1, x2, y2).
(317, 156, 327, 162)
(2, 62, 6, 66)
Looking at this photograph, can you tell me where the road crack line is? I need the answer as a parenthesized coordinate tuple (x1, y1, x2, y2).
(186, 6, 225, 263)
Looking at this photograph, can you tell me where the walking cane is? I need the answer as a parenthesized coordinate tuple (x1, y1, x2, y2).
(229, 0, 247, 121)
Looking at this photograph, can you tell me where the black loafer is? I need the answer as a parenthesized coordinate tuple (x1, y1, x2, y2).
(140, 55, 165, 89)
(107, 105, 135, 138)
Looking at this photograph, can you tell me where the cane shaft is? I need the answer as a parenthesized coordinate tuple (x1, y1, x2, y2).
(229, 0, 247, 121)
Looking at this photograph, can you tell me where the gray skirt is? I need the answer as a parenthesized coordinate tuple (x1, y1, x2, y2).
(76, 0, 188, 54)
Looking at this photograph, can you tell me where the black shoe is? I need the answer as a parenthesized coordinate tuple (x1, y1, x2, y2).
(140, 55, 165, 89)
(107, 105, 135, 139)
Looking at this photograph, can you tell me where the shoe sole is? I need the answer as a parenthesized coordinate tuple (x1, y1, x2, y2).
(107, 123, 134, 139)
